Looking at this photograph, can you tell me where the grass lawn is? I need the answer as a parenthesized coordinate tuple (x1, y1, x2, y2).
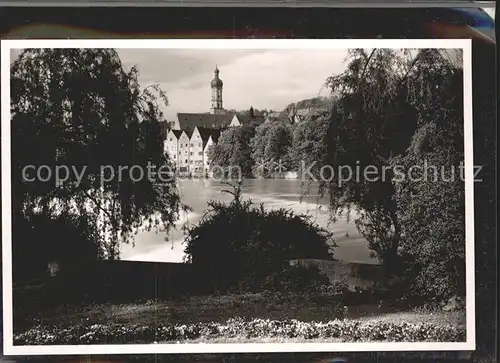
(14, 293, 343, 334)
(14, 292, 465, 336)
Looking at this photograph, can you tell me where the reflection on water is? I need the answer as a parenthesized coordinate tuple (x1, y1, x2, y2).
(120, 179, 374, 264)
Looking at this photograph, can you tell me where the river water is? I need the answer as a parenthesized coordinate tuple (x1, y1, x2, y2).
(120, 179, 376, 264)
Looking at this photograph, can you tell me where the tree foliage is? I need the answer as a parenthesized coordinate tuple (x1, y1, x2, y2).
(323, 48, 464, 296)
(251, 121, 293, 177)
(290, 111, 331, 180)
(286, 96, 332, 112)
(394, 123, 465, 301)
(207, 125, 256, 179)
(11, 49, 180, 270)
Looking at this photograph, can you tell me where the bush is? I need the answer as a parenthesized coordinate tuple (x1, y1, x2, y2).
(183, 182, 334, 294)
(14, 317, 465, 344)
(12, 211, 101, 285)
(263, 265, 331, 295)
(394, 122, 465, 302)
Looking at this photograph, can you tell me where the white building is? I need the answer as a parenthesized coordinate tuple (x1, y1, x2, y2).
(164, 129, 183, 168)
(187, 127, 222, 174)
(202, 129, 221, 173)
(229, 113, 266, 127)
(164, 126, 223, 174)
(190, 127, 205, 174)
(177, 130, 192, 172)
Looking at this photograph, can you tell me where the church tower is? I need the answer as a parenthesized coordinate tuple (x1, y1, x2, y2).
(210, 65, 225, 115)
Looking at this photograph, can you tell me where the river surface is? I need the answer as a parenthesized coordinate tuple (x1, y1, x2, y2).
(120, 179, 376, 264)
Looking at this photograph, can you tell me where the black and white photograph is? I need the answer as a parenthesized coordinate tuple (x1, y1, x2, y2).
(2, 39, 474, 355)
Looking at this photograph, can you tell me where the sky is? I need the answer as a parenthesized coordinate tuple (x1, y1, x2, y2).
(10, 48, 347, 120)
(115, 48, 347, 120)
(10, 42, 480, 122)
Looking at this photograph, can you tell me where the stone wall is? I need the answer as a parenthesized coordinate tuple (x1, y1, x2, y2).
(290, 259, 386, 289)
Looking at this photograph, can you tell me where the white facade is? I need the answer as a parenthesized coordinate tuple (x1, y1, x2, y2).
(230, 114, 241, 127)
(164, 128, 219, 174)
(164, 130, 179, 168)
(178, 131, 191, 172)
(204, 135, 215, 172)
(190, 127, 205, 173)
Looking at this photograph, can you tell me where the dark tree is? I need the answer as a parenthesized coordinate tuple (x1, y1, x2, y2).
(251, 121, 293, 178)
(322, 48, 464, 298)
(11, 49, 181, 277)
(207, 125, 256, 179)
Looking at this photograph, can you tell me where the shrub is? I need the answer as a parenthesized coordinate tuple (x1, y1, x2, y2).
(394, 122, 465, 302)
(183, 182, 334, 294)
(263, 265, 331, 295)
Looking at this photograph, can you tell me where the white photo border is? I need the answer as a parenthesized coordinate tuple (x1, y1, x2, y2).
(1, 38, 474, 355)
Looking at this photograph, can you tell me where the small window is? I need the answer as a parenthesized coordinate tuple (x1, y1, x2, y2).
(190, 152, 193, 156)
(198, 152, 202, 156)
(190, 143, 194, 147)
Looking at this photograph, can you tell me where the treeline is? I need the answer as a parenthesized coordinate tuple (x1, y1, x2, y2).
(207, 111, 329, 179)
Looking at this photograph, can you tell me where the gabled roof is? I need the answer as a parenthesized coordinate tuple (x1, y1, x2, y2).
(171, 130, 183, 139)
(194, 127, 217, 149)
(266, 110, 290, 123)
(196, 127, 214, 142)
(177, 112, 235, 130)
(267, 111, 287, 118)
(235, 114, 266, 127)
(210, 129, 222, 144)
(198, 128, 222, 150)
(181, 129, 193, 139)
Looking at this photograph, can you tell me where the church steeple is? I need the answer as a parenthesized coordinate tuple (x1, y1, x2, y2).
(210, 65, 225, 114)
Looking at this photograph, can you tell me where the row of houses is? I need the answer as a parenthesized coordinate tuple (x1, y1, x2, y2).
(163, 108, 320, 175)
(165, 126, 221, 175)
(162, 65, 326, 174)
